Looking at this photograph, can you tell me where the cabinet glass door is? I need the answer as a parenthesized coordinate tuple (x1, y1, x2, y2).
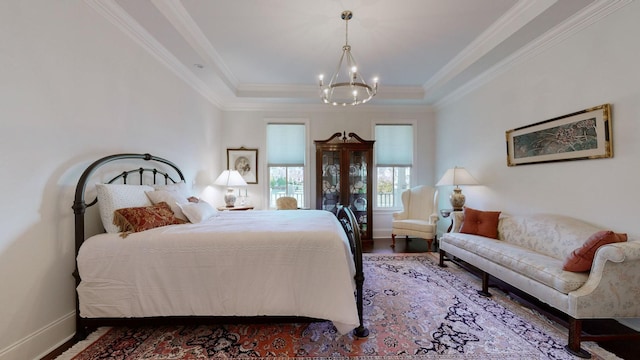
(320, 150, 341, 213)
(348, 150, 368, 233)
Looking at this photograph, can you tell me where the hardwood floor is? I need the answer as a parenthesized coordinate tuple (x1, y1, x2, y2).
(42, 237, 636, 359)
(362, 236, 433, 254)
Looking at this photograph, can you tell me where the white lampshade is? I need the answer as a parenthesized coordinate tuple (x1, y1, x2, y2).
(436, 167, 479, 211)
(214, 170, 247, 187)
(435, 167, 479, 187)
(214, 170, 247, 207)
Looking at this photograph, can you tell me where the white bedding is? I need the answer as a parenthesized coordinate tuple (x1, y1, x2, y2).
(77, 209, 359, 334)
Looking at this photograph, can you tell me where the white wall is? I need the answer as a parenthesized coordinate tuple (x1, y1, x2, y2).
(0, 2, 222, 359)
(221, 107, 436, 237)
(435, 2, 640, 238)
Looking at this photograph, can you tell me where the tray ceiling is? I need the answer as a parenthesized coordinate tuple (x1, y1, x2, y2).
(84, 0, 613, 109)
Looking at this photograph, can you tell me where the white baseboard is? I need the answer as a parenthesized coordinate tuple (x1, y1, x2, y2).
(0, 311, 75, 360)
(372, 228, 391, 239)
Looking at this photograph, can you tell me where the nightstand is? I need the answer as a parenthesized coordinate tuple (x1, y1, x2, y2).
(217, 205, 254, 211)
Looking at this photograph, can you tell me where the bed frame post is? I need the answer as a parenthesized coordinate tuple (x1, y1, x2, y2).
(71, 199, 89, 340)
(337, 206, 369, 337)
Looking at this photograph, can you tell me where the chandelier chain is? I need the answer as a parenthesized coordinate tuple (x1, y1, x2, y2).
(344, 11, 349, 47)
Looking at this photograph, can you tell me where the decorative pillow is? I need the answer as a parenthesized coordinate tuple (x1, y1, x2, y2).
(145, 190, 189, 221)
(112, 202, 186, 237)
(96, 183, 154, 233)
(460, 207, 501, 239)
(178, 200, 218, 223)
(152, 181, 190, 198)
(563, 230, 627, 272)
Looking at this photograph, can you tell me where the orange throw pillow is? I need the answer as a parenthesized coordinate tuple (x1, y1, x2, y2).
(563, 230, 627, 272)
(460, 207, 501, 239)
(113, 202, 186, 237)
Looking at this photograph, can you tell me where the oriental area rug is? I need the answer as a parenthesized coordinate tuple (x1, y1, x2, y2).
(58, 254, 619, 359)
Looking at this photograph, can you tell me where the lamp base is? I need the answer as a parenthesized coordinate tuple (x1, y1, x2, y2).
(224, 188, 236, 207)
(450, 188, 466, 211)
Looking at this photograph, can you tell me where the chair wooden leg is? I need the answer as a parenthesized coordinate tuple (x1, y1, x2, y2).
(391, 233, 396, 248)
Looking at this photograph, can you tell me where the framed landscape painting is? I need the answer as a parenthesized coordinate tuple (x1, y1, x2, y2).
(505, 104, 612, 166)
(227, 147, 258, 184)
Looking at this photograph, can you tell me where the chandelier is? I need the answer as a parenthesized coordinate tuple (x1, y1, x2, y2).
(318, 10, 378, 106)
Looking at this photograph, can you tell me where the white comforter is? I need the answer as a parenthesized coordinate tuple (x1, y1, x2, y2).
(77, 210, 359, 334)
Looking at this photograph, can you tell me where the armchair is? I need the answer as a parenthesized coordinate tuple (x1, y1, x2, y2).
(276, 196, 298, 210)
(391, 185, 438, 250)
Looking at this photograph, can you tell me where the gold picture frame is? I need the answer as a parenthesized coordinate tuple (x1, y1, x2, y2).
(506, 104, 612, 166)
(227, 147, 258, 184)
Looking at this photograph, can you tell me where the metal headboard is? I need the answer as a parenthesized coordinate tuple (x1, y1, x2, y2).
(72, 153, 185, 253)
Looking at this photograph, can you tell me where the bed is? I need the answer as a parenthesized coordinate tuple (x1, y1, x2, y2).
(72, 153, 368, 340)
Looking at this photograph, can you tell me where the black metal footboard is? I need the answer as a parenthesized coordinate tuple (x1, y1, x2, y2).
(336, 205, 369, 337)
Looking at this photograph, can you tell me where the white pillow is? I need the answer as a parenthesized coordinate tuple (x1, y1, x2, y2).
(178, 201, 218, 223)
(152, 181, 190, 198)
(96, 183, 154, 233)
(145, 190, 189, 221)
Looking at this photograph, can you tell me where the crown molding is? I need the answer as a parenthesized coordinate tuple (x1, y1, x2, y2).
(235, 84, 320, 99)
(235, 84, 425, 101)
(435, 0, 633, 109)
(220, 100, 433, 113)
(83, 0, 224, 108)
(150, 0, 239, 92)
(423, 0, 557, 97)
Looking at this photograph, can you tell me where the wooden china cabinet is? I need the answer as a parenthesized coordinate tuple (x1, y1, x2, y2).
(314, 132, 374, 240)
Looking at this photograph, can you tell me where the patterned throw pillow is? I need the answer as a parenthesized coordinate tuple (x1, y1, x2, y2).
(112, 202, 186, 237)
(460, 207, 501, 239)
(145, 190, 189, 221)
(563, 230, 627, 272)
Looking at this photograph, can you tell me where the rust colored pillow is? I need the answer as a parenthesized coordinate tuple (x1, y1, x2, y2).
(459, 207, 501, 239)
(112, 202, 186, 237)
(563, 230, 627, 272)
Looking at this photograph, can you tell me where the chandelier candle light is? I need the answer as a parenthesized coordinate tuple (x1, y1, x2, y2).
(214, 170, 247, 207)
(436, 167, 479, 211)
(319, 10, 378, 106)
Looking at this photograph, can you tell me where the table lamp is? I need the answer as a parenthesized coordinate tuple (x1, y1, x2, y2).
(436, 166, 479, 211)
(214, 170, 247, 207)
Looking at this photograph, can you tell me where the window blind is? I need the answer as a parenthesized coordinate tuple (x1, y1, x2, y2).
(267, 124, 305, 165)
(375, 124, 413, 166)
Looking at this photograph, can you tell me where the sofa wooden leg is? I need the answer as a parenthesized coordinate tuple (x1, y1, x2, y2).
(438, 249, 448, 267)
(478, 271, 492, 297)
(426, 238, 433, 252)
(391, 234, 396, 248)
(565, 317, 591, 358)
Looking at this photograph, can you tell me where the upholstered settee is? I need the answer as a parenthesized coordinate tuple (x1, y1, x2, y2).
(438, 210, 640, 358)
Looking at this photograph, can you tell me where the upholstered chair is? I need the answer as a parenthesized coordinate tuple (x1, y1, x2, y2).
(391, 185, 438, 250)
(276, 196, 298, 210)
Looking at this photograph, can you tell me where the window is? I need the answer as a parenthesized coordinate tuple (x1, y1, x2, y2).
(266, 123, 306, 208)
(375, 124, 413, 208)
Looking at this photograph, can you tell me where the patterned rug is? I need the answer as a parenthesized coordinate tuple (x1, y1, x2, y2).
(58, 254, 619, 359)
